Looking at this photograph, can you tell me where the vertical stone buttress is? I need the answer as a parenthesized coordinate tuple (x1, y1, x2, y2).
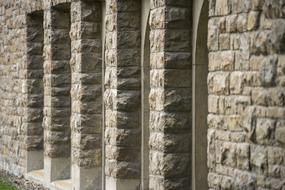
(70, 1, 102, 190)
(149, 0, 192, 189)
(25, 11, 44, 173)
(43, 4, 72, 182)
(207, 0, 285, 189)
(104, 0, 141, 189)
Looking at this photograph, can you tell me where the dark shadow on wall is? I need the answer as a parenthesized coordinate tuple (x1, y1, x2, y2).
(193, 0, 209, 190)
(25, 10, 44, 173)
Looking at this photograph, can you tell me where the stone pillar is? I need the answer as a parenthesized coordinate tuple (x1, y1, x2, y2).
(104, 0, 141, 189)
(43, 4, 72, 182)
(24, 11, 44, 173)
(70, 1, 102, 190)
(148, 0, 192, 189)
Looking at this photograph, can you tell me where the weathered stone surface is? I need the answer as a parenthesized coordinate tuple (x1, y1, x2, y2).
(104, 1, 141, 188)
(208, 1, 285, 189)
(0, 1, 285, 190)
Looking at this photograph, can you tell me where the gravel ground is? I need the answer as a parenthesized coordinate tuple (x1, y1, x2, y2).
(0, 170, 48, 190)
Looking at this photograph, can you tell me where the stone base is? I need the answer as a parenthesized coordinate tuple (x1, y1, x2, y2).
(51, 179, 72, 190)
(105, 177, 140, 190)
(25, 169, 45, 185)
(44, 157, 71, 183)
(72, 165, 102, 190)
(26, 150, 44, 172)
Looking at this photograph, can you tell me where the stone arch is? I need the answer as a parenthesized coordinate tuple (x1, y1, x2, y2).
(192, 0, 208, 189)
(141, 0, 150, 189)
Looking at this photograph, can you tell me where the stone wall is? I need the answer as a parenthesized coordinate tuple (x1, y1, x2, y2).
(0, 0, 285, 190)
(208, 0, 285, 189)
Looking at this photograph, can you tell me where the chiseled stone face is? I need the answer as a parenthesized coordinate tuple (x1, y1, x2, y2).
(208, 0, 285, 189)
(0, 0, 285, 190)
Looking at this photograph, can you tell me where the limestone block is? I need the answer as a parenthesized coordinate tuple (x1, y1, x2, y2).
(105, 160, 140, 178)
(105, 31, 116, 50)
(252, 0, 265, 10)
(44, 73, 71, 87)
(237, 13, 248, 32)
(165, 7, 190, 28)
(236, 143, 250, 170)
(208, 172, 223, 189)
(105, 145, 139, 162)
(250, 31, 273, 54)
(44, 95, 70, 108)
(276, 121, 285, 145)
(164, 29, 190, 52)
(226, 15, 237, 33)
(150, 69, 191, 88)
(150, 52, 191, 69)
(208, 72, 230, 95)
(117, 31, 140, 49)
(75, 53, 102, 73)
(79, 39, 102, 53)
(149, 88, 191, 111)
(208, 18, 219, 51)
(149, 111, 190, 132)
(50, 29, 70, 44)
(149, 151, 189, 177)
(235, 50, 250, 70)
(264, 0, 282, 19)
(233, 170, 256, 190)
(105, 110, 139, 129)
(250, 145, 268, 175)
(215, 0, 231, 16)
(27, 42, 43, 55)
(117, 12, 140, 30)
(248, 11, 260, 31)
(208, 95, 219, 114)
(105, 127, 140, 146)
(149, 7, 165, 29)
(150, 30, 165, 52)
(219, 33, 230, 50)
(45, 60, 70, 74)
(219, 142, 237, 167)
(255, 118, 275, 145)
(209, 51, 234, 71)
(150, 0, 190, 9)
(207, 129, 216, 169)
(149, 132, 190, 153)
(259, 55, 277, 87)
(268, 147, 284, 165)
(24, 108, 43, 122)
(230, 72, 245, 95)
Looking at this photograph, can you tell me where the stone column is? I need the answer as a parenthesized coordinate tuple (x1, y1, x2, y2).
(24, 11, 44, 173)
(70, 1, 102, 190)
(148, 0, 192, 189)
(104, 0, 141, 189)
(43, 4, 72, 182)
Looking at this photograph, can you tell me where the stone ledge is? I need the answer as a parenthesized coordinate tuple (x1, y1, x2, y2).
(26, 170, 72, 190)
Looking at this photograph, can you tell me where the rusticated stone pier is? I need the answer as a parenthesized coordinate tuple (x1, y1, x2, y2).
(0, 0, 284, 190)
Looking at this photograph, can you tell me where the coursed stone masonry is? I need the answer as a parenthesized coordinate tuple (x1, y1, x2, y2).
(70, 1, 103, 189)
(208, 0, 285, 189)
(104, 0, 142, 189)
(0, 0, 284, 190)
(148, 0, 192, 189)
(43, 3, 72, 182)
